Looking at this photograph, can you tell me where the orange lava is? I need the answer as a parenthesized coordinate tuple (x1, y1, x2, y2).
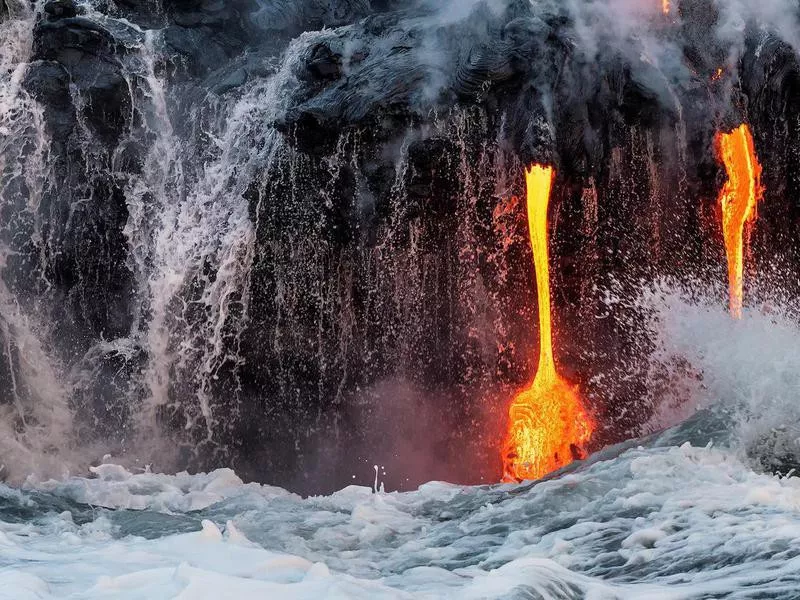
(716, 124, 762, 319)
(662, 0, 670, 14)
(501, 165, 594, 483)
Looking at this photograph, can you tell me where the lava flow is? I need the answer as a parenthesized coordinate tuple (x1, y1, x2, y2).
(716, 124, 762, 319)
(662, 0, 671, 15)
(501, 165, 594, 483)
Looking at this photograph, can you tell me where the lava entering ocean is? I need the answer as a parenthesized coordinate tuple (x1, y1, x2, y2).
(716, 124, 763, 319)
(501, 165, 594, 483)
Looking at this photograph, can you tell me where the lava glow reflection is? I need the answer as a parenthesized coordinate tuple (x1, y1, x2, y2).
(716, 124, 762, 319)
(501, 165, 594, 483)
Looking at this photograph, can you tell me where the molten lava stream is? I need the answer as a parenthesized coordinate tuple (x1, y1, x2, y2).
(502, 165, 594, 483)
(662, 0, 670, 15)
(716, 124, 762, 319)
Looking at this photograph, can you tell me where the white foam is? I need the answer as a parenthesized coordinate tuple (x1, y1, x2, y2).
(3, 440, 800, 598)
(29, 463, 295, 512)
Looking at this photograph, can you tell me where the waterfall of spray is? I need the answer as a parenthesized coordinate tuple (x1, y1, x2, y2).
(57, 24, 191, 462)
(122, 29, 186, 340)
(1, 3, 332, 473)
(237, 106, 522, 486)
(0, 2, 75, 480)
(137, 32, 325, 453)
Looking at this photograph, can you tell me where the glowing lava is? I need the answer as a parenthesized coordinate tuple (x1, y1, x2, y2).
(501, 165, 594, 483)
(716, 124, 762, 319)
(662, 0, 670, 15)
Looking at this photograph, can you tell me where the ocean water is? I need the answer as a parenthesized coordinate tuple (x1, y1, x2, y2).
(3, 439, 799, 599)
(3, 288, 800, 599)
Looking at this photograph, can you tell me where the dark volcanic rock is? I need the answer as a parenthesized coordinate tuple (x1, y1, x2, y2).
(18, 10, 139, 365)
(5, 0, 800, 493)
(21, 60, 74, 140)
(43, 0, 78, 20)
(306, 43, 343, 81)
(28, 14, 138, 144)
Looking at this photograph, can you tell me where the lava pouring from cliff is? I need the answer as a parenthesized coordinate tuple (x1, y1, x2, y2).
(501, 165, 594, 483)
(716, 124, 762, 319)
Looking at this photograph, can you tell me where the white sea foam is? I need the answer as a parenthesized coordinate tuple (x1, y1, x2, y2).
(1, 437, 799, 598)
(29, 463, 296, 512)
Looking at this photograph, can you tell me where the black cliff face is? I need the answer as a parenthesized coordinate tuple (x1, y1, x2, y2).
(3, 0, 800, 492)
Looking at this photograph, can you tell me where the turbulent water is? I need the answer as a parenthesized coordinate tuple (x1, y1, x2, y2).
(5, 0, 800, 596)
(8, 441, 800, 599)
(3, 289, 800, 599)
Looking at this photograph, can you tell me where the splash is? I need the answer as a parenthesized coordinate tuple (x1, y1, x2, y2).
(501, 165, 594, 482)
(716, 124, 762, 319)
